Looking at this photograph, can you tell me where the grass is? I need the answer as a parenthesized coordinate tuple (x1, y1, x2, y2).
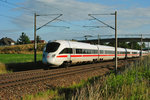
(72, 57, 150, 100)
(0, 54, 42, 64)
(22, 90, 60, 100)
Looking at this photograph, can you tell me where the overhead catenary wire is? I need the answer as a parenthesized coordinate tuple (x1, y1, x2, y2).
(59, 19, 83, 27)
(88, 14, 115, 30)
(0, 0, 36, 13)
(0, 0, 64, 14)
(36, 14, 63, 31)
(0, 14, 33, 23)
(46, 25, 70, 29)
(83, 25, 108, 28)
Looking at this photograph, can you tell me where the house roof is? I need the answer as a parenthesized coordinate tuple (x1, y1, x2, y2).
(0, 37, 15, 45)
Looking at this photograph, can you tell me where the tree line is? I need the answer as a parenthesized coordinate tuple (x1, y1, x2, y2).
(16, 32, 145, 50)
(16, 32, 42, 45)
(103, 41, 145, 50)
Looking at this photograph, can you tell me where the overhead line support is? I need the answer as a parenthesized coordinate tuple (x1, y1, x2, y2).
(88, 14, 115, 30)
(88, 11, 117, 74)
(34, 13, 37, 63)
(36, 14, 63, 31)
(34, 13, 63, 63)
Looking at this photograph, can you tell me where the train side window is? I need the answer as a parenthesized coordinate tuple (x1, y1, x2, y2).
(113, 51, 115, 54)
(120, 52, 124, 54)
(76, 49, 82, 54)
(82, 49, 86, 54)
(59, 48, 73, 54)
(100, 50, 104, 54)
(105, 50, 112, 54)
(127, 52, 130, 54)
(133, 52, 137, 54)
(87, 50, 91, 54)
(93, 50, 98, 54)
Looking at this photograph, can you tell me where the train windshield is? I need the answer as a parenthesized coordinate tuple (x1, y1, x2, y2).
(45, 42, 60, 53)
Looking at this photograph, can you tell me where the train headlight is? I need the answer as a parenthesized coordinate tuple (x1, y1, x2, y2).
(52, 54, 56, 58)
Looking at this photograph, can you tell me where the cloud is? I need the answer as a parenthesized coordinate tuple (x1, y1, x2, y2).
(10, 0, 150, 40)
(13, 0, 113, 28)
(117, 7, 150, 32)
(119, 7, 150, 18)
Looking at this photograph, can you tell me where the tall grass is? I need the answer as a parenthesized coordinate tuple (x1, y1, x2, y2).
(72, 57, 150, 100)
(0, 62, 11, 74)
(22, 90, 59, 100)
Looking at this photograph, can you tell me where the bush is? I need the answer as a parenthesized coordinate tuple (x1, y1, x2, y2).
(0, 43, 46, 54)
(0, 62, 8, 74)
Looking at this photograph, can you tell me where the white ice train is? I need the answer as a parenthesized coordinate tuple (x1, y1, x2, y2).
(42, 40, 148, 66)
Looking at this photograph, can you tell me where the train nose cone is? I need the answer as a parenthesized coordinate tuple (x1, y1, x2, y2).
(42, 52, 48, 64)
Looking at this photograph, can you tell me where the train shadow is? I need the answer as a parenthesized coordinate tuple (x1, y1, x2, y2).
(4, 58, 130, 72)
(5, 61, 49, 72)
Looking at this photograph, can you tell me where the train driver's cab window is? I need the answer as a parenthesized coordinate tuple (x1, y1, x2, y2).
(59, 48, 73, 54)
(46, 42, 60, 53)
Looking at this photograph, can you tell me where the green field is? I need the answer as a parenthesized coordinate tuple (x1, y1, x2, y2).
(0, 54, 42, 64)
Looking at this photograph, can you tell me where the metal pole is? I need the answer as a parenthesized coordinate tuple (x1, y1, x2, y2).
(98, 34, 100, 45)
(115, 11, 117, 74)
(148, 42, 149, 53)
(140, 34, 143, 57)
(34, 13, 37, 63)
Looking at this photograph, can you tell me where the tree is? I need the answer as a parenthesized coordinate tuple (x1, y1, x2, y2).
(17, 32, 30, 44)
(142, 43, 146, 49)
(128, 42, 141, 50)
(118, 42, 129, 48)
(107, 42, 115, 47)
(37, 35, 41, 43)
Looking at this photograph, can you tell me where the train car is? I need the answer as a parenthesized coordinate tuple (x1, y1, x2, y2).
(43, 40, 99, 66)
(142, 51, 149, 56)
(42, 40, 146, 67)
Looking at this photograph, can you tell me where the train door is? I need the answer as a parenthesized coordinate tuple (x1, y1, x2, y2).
(66, 48, 72, 61)
(71, 48, 76, 63)
(97, 45, 100, 61)
(125, 48, 127, 59)
(67, 41, 71, 62)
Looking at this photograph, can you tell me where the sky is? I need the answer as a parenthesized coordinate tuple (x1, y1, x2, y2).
(0, 0, 150, 42)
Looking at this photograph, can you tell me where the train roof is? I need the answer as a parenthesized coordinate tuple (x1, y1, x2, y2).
(55, 40, 98, 49)
(54, 40, 124, 51)
(52, 40, 141, 52)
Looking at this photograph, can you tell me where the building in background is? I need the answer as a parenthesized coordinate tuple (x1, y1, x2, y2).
(30, 40, 46, 43)
(0, 37, 16, 46)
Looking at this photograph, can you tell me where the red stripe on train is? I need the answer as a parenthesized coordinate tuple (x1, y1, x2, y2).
(71, 55, 82, 57)
(57, 55, 68, 58)
(56, 54, 139, 58)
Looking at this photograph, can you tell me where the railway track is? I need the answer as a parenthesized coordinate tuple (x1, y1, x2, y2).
(0, 58, 136, 89)
(0, 58, 140, 100)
